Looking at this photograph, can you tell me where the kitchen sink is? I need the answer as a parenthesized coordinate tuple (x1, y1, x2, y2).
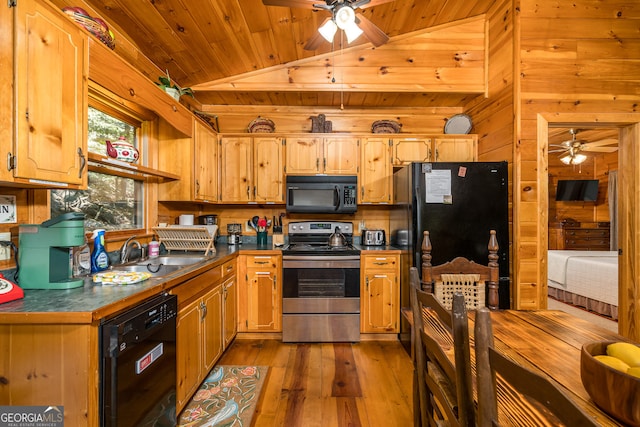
(136, 255, 210, 266)
(111, 264, 182, 277)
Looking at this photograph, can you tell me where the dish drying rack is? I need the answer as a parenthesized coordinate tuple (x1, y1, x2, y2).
(153, 226, 217, 255)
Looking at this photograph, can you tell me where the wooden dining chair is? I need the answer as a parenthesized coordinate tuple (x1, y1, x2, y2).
(474, 307, 599, 427)
(410, 266, 475, 427)
(421, 230, 500, 310)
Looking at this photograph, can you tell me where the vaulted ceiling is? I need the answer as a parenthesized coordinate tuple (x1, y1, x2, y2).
(80, 0, 496, 108)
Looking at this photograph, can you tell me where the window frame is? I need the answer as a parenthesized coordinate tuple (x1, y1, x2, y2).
(49, 84, 160, 240)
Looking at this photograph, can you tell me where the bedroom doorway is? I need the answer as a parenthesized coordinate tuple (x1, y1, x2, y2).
(540, 113, 640, 340)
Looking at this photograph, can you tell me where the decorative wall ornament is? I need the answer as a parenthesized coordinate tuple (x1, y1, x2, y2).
(0, 195, 16, 224)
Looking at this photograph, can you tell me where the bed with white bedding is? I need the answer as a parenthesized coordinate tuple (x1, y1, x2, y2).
(547, 250, 618, 320)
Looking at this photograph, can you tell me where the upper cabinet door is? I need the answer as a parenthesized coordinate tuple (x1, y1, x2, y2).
(253, 136, 284, 202)
(323, 137, 359, 175)
(433, 136, 477, 162)
(392, 137, 432, 165)
(219, 136, 252, 202)
(193, 121, 218, 202)
(285, 136, 322, 174)
(13, 0, 88, 186)
(360, 137, 392, 204)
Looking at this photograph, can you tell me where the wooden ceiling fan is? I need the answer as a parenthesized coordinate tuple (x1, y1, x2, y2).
(262, 0, 393, 50)
(549, 128, 618, 165)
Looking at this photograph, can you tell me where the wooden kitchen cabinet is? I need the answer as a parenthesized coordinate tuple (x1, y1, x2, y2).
(392, 137, 432, 166)
(221, 259, 237, 347)
(285, 135, 359, 175)
(361, 253, 400, 333)
(159, 118, 218, 202)
(219, 136, 284, 203)
(193, 120, 218, 202)
(391, 134, 477, 165)
(4, 0, 89, 187)
(433, 136, 477, 162)
(360, 137, 392, 204)
(172, 267, 224, 411)
(238, 253, 282, 332)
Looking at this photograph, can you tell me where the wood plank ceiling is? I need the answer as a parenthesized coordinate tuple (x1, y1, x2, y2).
(80, 0, 495, 108)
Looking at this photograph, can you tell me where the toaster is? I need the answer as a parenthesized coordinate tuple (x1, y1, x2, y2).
(362, 229, 386, 246)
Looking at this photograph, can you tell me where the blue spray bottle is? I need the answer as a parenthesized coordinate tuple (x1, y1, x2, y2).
(91, 229, 109, 273)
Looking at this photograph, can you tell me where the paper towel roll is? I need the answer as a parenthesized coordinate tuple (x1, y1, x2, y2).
(179, 214, 194, 225)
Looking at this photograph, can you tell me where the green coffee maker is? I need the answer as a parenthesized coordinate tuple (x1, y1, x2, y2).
(19, 212, 86, 289)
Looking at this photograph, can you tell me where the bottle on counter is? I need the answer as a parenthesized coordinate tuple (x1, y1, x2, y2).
(73, 235, 91, 277)
(90, 229, 109, 273)
(148, 237, 160, 258)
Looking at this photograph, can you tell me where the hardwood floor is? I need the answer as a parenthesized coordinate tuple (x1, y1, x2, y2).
(217, 339, 414, 427)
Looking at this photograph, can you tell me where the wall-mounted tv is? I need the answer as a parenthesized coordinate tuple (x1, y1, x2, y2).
(555, 179, 599, 202)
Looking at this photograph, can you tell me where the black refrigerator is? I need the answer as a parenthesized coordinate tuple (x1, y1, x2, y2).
(391, 162, 511, 316)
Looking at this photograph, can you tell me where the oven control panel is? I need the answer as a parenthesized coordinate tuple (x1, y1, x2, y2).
(288, 221, 353, 234)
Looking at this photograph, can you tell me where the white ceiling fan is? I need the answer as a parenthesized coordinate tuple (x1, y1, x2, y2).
(262, 0, 392, 50)
(549, 128, 618, 165)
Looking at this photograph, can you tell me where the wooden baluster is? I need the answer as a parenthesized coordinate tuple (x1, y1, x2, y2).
(421, 230, 433, 293)
(487, 230, 500, 310)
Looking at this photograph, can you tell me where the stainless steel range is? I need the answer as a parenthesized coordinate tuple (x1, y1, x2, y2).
(282, 221, 360, 342)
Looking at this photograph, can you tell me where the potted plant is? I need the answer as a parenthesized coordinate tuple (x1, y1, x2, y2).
(156, 71, 194, 101)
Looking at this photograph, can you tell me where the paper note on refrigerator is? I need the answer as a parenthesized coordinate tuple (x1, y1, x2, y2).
(425, 169, 452, 203)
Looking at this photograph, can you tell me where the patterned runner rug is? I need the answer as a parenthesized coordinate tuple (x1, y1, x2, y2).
(178, 365, 269, 427)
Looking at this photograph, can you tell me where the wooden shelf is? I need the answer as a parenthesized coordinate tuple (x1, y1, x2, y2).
(88, 152, 180, 181)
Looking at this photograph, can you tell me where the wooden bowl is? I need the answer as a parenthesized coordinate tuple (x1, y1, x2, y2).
(581, 341, 640, 426)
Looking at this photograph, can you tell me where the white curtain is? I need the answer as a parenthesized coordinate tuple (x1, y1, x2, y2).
(608, 170, 618, 251)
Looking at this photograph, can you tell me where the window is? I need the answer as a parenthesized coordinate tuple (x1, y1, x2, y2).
(51, 107, 145, 231)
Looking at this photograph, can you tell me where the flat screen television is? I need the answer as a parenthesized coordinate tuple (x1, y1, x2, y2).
(555, 179, 599, 201)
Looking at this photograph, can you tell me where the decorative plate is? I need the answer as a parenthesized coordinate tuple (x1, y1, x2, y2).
(93, 271, 152, 285)
(444, 114, 473, 134)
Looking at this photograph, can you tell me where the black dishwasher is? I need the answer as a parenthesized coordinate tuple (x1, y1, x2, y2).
(101, 293, 178, 427)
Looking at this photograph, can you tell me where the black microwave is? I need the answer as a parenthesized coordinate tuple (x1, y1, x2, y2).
(286, 175, 357, 214)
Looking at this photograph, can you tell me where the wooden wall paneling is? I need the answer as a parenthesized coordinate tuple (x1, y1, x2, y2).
(618, 123, 640, 339)
(88, 39, 193, 137)
(192, 17, 487, 97)
(201, 105, 465, 134)
(464, 0, 516, 306)
(516, 0, 640, 318)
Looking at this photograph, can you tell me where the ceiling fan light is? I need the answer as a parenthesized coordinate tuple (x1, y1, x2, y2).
(344, 21, 363, 43)
(335, 5, 356, 30)
(560, 153, 587, 165)
(560, 154, 573, 165)
(573, 153, 587, 164)
(318, 18, 337, 42)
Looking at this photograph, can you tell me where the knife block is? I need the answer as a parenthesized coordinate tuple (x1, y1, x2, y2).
(272, 233, 284, 248)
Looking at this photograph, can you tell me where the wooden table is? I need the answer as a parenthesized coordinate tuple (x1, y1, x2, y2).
(405, 308, 626, 426)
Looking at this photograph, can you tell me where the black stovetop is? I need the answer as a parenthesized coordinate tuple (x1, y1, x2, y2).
(282, 242, 360, 256)
(283, 221, 359, 256)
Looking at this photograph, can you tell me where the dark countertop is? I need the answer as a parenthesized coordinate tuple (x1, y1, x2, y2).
(0, 242, 401, 323)
(357, 244, 402, 252)
(0, 245, 242, 323)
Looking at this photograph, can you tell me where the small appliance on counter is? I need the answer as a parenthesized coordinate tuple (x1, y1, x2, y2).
(0, 273, 24, 304)
(18, 212, 86, 289)
(198, 214, 217, 225)
(227, 223, 242, 245)
(362, 229, 386, 246)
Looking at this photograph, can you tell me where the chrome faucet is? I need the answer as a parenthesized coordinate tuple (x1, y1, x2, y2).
(120, 236, 143, 263)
